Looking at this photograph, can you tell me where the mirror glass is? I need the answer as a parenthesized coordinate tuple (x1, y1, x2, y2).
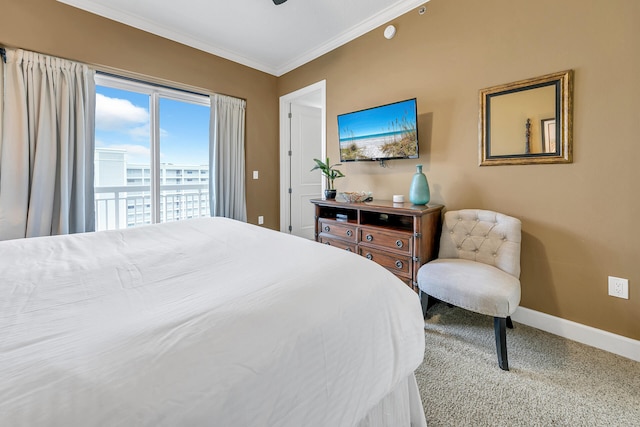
(479, 70, 573, 165)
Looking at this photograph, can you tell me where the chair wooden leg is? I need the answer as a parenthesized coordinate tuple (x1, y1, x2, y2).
(506, 316, 514, 329)
(494, 317, 509, 371)
(419, 289, 430, 319)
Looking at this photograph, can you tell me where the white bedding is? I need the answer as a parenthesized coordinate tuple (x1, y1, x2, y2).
(0, 217, 426, 426)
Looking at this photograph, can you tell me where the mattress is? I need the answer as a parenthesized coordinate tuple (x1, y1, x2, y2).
(0, 217, 426, 426)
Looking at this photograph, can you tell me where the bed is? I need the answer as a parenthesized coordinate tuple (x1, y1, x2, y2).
(0, 217, 427, 426)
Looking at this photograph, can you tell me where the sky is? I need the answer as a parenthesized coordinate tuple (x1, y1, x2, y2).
(95, 86, 210, 166)
(338, 98, 417, 140)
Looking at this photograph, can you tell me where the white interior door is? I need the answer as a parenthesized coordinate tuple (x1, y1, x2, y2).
(289, 104, 321, 239)
(279, 81, 326, 239)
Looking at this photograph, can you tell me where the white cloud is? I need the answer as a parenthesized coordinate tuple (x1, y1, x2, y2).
(96, 93, 148, 131)
(127, 124, 169, 141)
(128, 124, 151, 140)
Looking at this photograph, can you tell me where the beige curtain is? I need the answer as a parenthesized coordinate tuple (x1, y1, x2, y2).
(0, 50, 4, 173)
(210, 94, 246, 221)
(0, 49, 95, 240)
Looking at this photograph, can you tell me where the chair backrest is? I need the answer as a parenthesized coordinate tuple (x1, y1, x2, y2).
(438, 209, 522, 278)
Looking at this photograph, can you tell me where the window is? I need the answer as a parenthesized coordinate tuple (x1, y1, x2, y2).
(94, 74, 210, 231)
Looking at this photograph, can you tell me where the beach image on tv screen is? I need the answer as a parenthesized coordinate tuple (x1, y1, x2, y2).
(338, 99, 418, 161)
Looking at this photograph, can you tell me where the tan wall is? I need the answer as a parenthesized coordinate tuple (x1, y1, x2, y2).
(1, 0, 280, 229)
(278, 0, 640, 339)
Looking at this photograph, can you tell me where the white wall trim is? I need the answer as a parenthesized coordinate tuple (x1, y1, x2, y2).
(274, 0, 431, 76)
(279, 81, 326, 233)
(58, 0, 277, 75)
(511, 307, 640, 362)
(59, 0, 431, 76)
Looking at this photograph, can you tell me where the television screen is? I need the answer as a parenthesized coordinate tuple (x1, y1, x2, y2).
(338, 98, 418, 162)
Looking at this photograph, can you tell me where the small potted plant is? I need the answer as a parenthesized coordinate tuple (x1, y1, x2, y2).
(311, 157, 345, 200)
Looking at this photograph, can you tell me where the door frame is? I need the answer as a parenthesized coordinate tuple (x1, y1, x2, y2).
(279, 80, 326, 233)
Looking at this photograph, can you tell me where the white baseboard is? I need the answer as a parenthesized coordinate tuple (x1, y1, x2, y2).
(511, 307, 640, 362)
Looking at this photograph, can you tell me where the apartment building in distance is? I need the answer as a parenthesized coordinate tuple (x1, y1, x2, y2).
(94, 148, 209, 231)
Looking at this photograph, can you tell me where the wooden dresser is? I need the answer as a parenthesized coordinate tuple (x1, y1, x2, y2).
(311, 199, 443, 292)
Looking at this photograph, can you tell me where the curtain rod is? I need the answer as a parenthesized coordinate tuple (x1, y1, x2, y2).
(95, 70, 246, 103)
(96, 70, 209, 98)
(0, 47, 244, 102)
(0, 45, 210, 98)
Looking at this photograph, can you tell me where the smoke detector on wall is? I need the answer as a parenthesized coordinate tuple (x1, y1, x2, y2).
(384, 25, 397, 40)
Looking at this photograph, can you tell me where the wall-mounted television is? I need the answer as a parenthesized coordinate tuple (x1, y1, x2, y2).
(338, 98, 418, 162)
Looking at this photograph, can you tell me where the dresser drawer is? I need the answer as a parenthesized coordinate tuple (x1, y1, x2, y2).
(359, 247, 412, 276)
(318, 219, 357, 243)
(319, 236, 357, 253)
(359, 227, 412, 254)
(312, 198, 443, 295)
(393, 274, 414, 289)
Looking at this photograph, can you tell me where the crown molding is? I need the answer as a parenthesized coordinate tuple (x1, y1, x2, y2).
(57, 0, 278, 74)
(58, 0, 430, 77)
(274, 0, 429, 76)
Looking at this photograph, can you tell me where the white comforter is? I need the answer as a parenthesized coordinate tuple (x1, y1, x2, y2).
(0, 217, 425, 426)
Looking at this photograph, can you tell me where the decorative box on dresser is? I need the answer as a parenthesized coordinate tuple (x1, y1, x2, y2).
(311, 199, 443, 292)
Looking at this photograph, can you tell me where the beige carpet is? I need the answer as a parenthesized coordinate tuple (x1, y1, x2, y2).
(415, 303, 640, 426)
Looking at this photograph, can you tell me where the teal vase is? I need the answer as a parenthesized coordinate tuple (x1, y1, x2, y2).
(409, 164, 430, 205)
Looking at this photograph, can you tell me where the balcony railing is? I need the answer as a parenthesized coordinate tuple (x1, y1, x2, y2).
(95, 184, 210, 231)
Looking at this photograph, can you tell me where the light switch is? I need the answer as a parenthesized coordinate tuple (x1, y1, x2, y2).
(253, 170, 259, 179)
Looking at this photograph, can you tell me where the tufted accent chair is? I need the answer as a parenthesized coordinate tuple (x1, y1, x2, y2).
(417, 209, 522, 370)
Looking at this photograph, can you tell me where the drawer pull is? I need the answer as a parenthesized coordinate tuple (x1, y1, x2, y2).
(346, 230, 353, 237)
(366, 253, 373, 260)
(345, 247, 352, 252)
(324, 225, 330, 232)
(395, 240, 403, 248)
(395, 260, 403, 269)
(366, 234, 373, 242)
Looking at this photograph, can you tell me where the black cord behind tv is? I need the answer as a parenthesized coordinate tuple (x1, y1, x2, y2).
(338, 98, 418, 163)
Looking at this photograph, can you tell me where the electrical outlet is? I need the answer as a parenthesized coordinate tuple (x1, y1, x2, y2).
(258, 215, 264, 225)
(608, 276, 629, 299)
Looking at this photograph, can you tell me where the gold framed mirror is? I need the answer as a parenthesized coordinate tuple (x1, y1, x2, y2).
(479, 70, 573, 166)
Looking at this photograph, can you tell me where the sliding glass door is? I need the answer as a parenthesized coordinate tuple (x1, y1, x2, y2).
(94, 74, 210, 231)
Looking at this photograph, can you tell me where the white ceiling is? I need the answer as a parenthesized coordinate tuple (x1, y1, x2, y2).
(57, 0, 430, 76)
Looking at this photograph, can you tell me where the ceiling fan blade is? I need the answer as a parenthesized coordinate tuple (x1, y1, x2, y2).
(273, 0, 287, 4)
